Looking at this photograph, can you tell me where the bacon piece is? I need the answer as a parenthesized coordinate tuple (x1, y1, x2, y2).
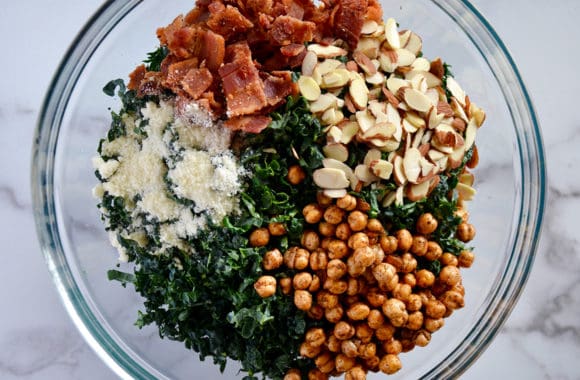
(247, 0, 274, 16)
(365, 0, 382, 22)
(200, 30, 226, 71)
(268, 15, 316, 45)
(224, 115, 272, 134)
(181, 68, 213, 99)
(280, 43, 305, 57)
(332, 0, 367, 48)
(261, 71, 298, 107)
(128, 64, 146, 91)
(207, 5, 254, 41)
(163, 58, 200, 93)
(218, 42, 267, 116)
(138, 72, 163, 97)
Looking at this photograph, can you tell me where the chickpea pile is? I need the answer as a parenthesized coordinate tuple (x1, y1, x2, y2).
(252, 192, 476, 379)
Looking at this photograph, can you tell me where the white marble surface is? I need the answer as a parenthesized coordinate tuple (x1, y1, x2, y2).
(2, 0, 579, 379)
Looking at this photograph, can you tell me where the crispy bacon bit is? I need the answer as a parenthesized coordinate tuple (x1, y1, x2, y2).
(163, 58, 200, 93)
(207, 5, 254, 41)
(280, 43, 306, 57)
(224, 115, 272, 133)
(332, 0, 368, 48)
(219, 42, 267, 116)
(365, 0, 382, 22)
(128, 64, 147, 91)
(262, 71, 298, 107)
(269, 15, 316, 45)
(182, 68, 213, 99)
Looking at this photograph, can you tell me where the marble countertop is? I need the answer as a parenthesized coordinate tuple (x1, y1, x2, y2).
(2, 0, 578, 378)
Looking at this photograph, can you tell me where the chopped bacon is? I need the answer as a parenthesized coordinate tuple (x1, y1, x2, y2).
(200, 29, 226, 71)
(219, 42, 267, 116)
(365, 0, 382, 22)
(207, 5, 254, 41)
(163, 58, 200, 93)
(224, 115, 272, 133)
(332, 0, 367, 48)
(280, 43, 305, 57)
(268, 15, 316, 45)
(261, 71, 298, 107)
(138, 72, 163, 97)
(182, 68, 214, 99)
(128, 64, 146, 91)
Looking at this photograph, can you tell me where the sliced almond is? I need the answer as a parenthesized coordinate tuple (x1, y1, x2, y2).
(323, 143, 349, 162)
(309, 93, 338, 113)
(327, 126, 343, 143)
(446, 77, 466, 106)
(451, 97, 469, 123)
(317, 59, 342, 75)
(361, 20, 379, 35)
(385, 103, 401, 125)
(339, 121, 359, 144)
(427, 106, 445, 129)
(464, 118, 477, 151)
(402, 31, 422, 56)
(323, 188, 348, 199)
(302, 51, 318, 76)
(364, 149, 382, 166)
(402, 118, 418, 133)
(379, 139, 401, 152)
(395, 185, 405, 206)
(437, 101, 454, 117)
(403, 147, 422, 184)
(382, 191, 397, 207)
(298, 76, 321, 101)
(355, 164, 379, 184)
(322, 69, 350, 88)
(405, 111, 426, 129)
(393, 155, 407, 185)
(353, 51, 377, 75)
(429, 57, 444, 79)
(470, 103, 486, 127)
(456, 182, 476, 201)
(419, 157, 436, 177)
(368, 100, 386, 118)
(428, 149, 446, 162)
(307, 44, 347, 58)
(403, 88, 432, 113)
(406, 181, 430, 201)
(451, 117, 467, 133)
(425, 88, 440, 106)
(323, 158, 358, 190)
(355, 110, 375, 133)
(459, 172, 475, 186)
(406, 70, 442, 88)
(365, 71, 385, 85)
(411, 57, 431, 72)
(370, 159, 394, 179)
(448, 146, 465, 169)
(378, 51, 398, 73)
(384, 18, 400, 49)
(321, 108, 344, 126)
(395, 48, 416, 67)
(363, 122, 397, 140)
(313, 167, 349, 189)
(355, 37, 381, 59)
(349, 78, 369, 109)
(412, 128, 425, 149)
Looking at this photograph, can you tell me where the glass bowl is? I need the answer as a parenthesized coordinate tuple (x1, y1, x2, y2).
(32, 0, 546, 378)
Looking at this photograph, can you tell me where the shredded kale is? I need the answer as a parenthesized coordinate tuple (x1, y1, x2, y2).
(143, 45, 169, 72)
(442, 62, 454, 101)
(98, 193, 132, 231)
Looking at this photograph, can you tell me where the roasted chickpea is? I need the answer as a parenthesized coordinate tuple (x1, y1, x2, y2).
(424, 241, 442, 261)
(303, 203, 324, 224)
(249, 228, 270, 247)
(416, 213, 438, 235)
(347, 256, 366, 278)
(309, 275, 321, 292)
(424, 317, 445, 333)
(316, 191, 333, 207)
(367, 309, 385, 329)
(372, 263, 398, 290)
(367, 218, 384, 233)
(308, 304, 324, 320)
(348, 210, 368, 232)
(356, 198, 371, 212)
(440, 252, 459, 267)
(334, 321, 356, 340)
(320, 237, 332, 250)
(410, 235, 428, 256)
(382, 299, 408, 327)
(364, 356, 380, 372)
(310, 249, 328, 270)
(356, 323, 374, 343)
(324, 205, 346, 225)
(325, 305, 345, 323)
(400, 252, 418, 273)
(439, 265, 462, 287)
(382, 338, 403, 355)
(413, 329, 431, 347)
(327, 334, 342, 352)
(268, 222, 287, 236)
(439, 290, 465, 310)
(392, 283, 412, 302)
(335, 353, 356, 373)
(300, 341, 322, 358)
(406, 311, 424, 330)
(327, 259, 348, 280)
(318, 221, 336, 237)
(395, 229, 413, 252)
(280, 277, 292, 295)
(305, 327, 326, 348)
(456, 222, 476, 242)
(400, 338, 416, 353)
(406, 294, 423, 312)
(366, 288, 387, 308)
(284, 247, 310, 270)
(349, 232, 370, 249)
(254, 275, 277, 298)
(288, 165, 306, 185)
(455, 207, 470, 223)
(359, 342, 377, 359)
(284, 368, 301, 380)
(345, 366, 366, 380)
(346, 302, 371, 321)
(458, 250, 475, 268)
(341, 339, 358, 357)
(309, 366, 331, 379)
(353, 246, 375, 268)
(416, 269, 436, 288)
(301, 230, 320, 251)
(324, 279, 348, 295)
(425, 299, 446, 319)
(294, 290, 313, 310)
(379, 354, 402, 375)
(337, 194, 357, 211)
(328, 239, 349, 259)
(375, 323, 396, 341)
(379, 235, 398, 255)
(402, 273, 417, 288)
(335, 222, 352, 241)
(262, 248, 283, 270)
(293, 272, 313, 290)
(317, 290, 339, 309)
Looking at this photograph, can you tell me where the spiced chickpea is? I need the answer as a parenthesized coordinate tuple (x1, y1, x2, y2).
(379, 235, 398, 255)
(353, 246, 375, 268)
(458, 249, 475, 268)
(335, 222, 352, 241)
(287, 165, 306, 185)
(346, 302, 371, 321)
(392, 283, 412, 302)
(300, 341, 322, 358)
(327, 259, 348, 280)
(308, 368, 329, 380)
(356, 323, 374, 343)
(303, 203, 324, 224)
(382, 299, 408, 327)
(284, 247, 310, 270)
(346, 277, 362, 296)
(249, 228, 270, 247)
(335, 353, 356, 373)
(341, 339, 358, 358)
(440, 290, 465, 310)
(375, 323, 396, 341)
(300, 230, 320, 251)
(305, 327, 326, 348)
(406, 311, 424, 330)
(327, 335, 342, 352)
(440, 252, 459, 267)
(400, 338, 416, 353)
(319, 221, 337, 238)
(367, 309, 385, 329)
(413, 329, 431, 347)
(262, 248, 283, 270)
(364, 356, 380, 372)
(424, 241, 443, 261)
(328, 239, 349, 259)
(268, 222, 287, 237)
(254, 275, 276, 298)
(395, 229, 413, 252)
(416, 269, 436, 288)
(379, 354, 402, 375)
(309, 275, 321, 292)
(366, 288, 387, 308)
(334, 321, 356, 340)
(324, 205, 346, 225)
(348, 210, 368, 232)
(308, 304, 324, 320)
(385, 255, 403, 271)
(367, 218, 384, 233)
(456, 222, 476, 242)
(345, 366, 366, 380)
(325, 305, 344, 323)
(279, 277, 292, 295)
(402, 273, 417, 288)
(424, 317, 445, 333)
(356, 198, 371, 212)
(284, 368, 301, 380)
(455, 207, 469, 223)
(310, 249, 328, 271)
(324, 279, 348, 294)
(416, 213, 438, 235)
(406, 294, 423, 312)
(359, 342, 377, 359)
(372, 263, 397, 288)
(400, 253, 418, 273)
(336, 194, 357, 211)
(383, 338, 403, 355)
(349, 232, 370, 249)
(410, 235, 428, 256)
(320, 237, 332, 250)
(294, 290, 312, 311)
(316, 191, 333, 207)
(317, 291, 338, 309)
(293, 272, 313, 290)
(425, 299, 446, 319)
(439, 265, 462, 287)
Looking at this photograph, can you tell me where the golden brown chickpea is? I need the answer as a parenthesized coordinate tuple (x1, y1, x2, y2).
(406, 311, 424, 330)
(327, 259, 348, 280)
(382, 299, 408, 327)
(317, 290, 338, 309)
(439, 290, 465, 310)
(410, 235, 428, 256)
(375, 323, 396, 341)
(325, 305, 344, 323)
(406, 293, 423, 312)
(400, 338, 416, 353)
(379, 235, 398, 255)
(316, 191, 333, 207)
(249, 228, 270, 247)
(254, 275, 277, 298)
(364, 356, 380, 372)
(385, 255, 403, 271)
(324, 205, 346, 225)
(400, 252, 418, 273)
(288, 165, 306, 185)
(284, 368, 301, 380)
(347, 256, 366, 278)
(309, 275, 321, 292)
(303, 203, 324, 224)
(280, 277, 292, 295)
(309, 249, 328, 271)
(372, 263, 397, 287)
(455, 207, 470, 223)
(395, 229, 413, 252)
(356, 198, 371, 212)
(353, 246, 375, 268)
(309, 366, 331, 379)
(424, 241, 443, 261)
(284, 247, 310, 270)
(262, 248, 283, 270)
(425, 299, 446, 319)
(348, 210, 368, 232)
(366, 288, 387, 308)
(337, 194, 358, 211)
(379, 354, 402, 375)
(382, 338, 403, 355)
(324, 279, 348, 295)
(416, 269, 436, 288)
(301, 230, 320, 251)
(416, 213, 438, 235)
(335, 222, 352, 241)
(439, 265, 462, 287)
(334, 321, 356, 340)
(458, 249, 475, 268)
(335, 353, 356, 373)
(268, 222, 287, 237)
(451, 281, 465, 296)
(367, 309, 385, 329)
(393, 283, 412, 302)
(305, 327, 326, 348)
(346, 277, 361, 296)
(359, 342, 377, 359)
(345, 366, 366, 380)
(308, 304, 324, 320)
(346, 302, 371, 321)
(348, 232, 370, 250)
(413, 329, 431, 347)
(317, 221, 336, 237)
(327, 334, 342, 352)
(328, 239, 349, 259)
(294, 290, 313, 311)
(366, 218, 384, 233)
(356, 323, 374, 343)
(403, 273, 417, 288)
(293, 272, 313, 290)
(320, 237, 331, 250)
(300, 341, 322, 358)
(341, 339, 359, 357)
(456, 222, 476, 242)
(440, 252, 459, 267)
(424, 317, 445, 333)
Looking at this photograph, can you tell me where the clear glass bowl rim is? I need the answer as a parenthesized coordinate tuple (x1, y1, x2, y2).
(31, 0, 547, 379)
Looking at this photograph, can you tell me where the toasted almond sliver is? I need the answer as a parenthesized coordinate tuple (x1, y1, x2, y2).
(379, 52, 398, 73)
(327, 126, 343, 143)
(355, 110, 375, 133)
(309, 93, 338, 113)
(370, 159, 394, 179)
(317, 59, 343, 75)
(340, 121, 359, 144)
(470, 102, 486, 127)
(395, 48, 416, 67)
(323, 158, 359, 190)
(349, 78, 369, 109)
(361, 20, 378, 35)
(385, 18, 400, 49)
(451, 97, 469, 123)
(353, 51, 377, 75)
(448, 146, 465, 169)
(406, 181, 430, 201)
(403, 147, 422, 184)
(395, 185, 405, 205)
(302, 51, 318, 76)
(322, 69, 350, 88)
(313, 167, 350, 189)
(403, 88, 432, 113)
(406, 70, 442, 89)
(363, 122, 397, 140)
(365, 71, 385, 85)
(386, 76, 409, 95)
(402, 119, 418, 133)
(324, 188, 348, 198)
(446, 77, 466, 106)
(405, 111, 426, 129)
(355, 164, 379, 183)
(459, 172, 475, 186)
(403, 31, 422, 56)
(411, 57, 431, 72)
(307, 44, 348, 58)
(321, 108, 344, 126)
(355, 37, 381, 59)
(393, 155, 407, 185)
(323, 143, 349, 162)
(464, 118, 477, 151)
(456, 182, 476, 201)
(364, 148, 382, 166)
(298, 76, 321, 101)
